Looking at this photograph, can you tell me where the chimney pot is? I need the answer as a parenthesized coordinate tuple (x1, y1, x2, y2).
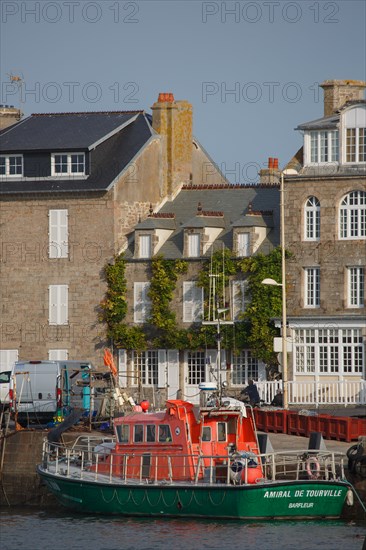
(268, 157, 274, 169)
(273, 158, 279, 169)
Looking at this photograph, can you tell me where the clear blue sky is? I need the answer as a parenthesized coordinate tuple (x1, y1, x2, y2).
(1, 0, 365, 182)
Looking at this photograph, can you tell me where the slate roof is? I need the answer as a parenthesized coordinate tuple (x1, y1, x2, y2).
(295, 100, 366, 131)
(295, 113, 339, 131)
(0, 111, 143, 151)
(126, 184, 280, 259)
(0, 112, 154, 194)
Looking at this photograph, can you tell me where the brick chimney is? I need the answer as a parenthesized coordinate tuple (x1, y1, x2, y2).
(320, 79, 366, 117)
(259, 157, 280, 185)
(0, 104, 22, 130)
(151, 93, 193, 194)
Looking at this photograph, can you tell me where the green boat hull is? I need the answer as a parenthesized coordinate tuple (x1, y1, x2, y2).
(38, 468, 349, 519)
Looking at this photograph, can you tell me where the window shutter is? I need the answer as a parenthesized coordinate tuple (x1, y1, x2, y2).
(167, 349, 179, 399)
(232, 280, 247, 320)
(134, 282, 150, 323)
(158, 349, 167, 389)
(49, 285, 58, 324)
(118, 349, 127, 388)
(49, 210, 68, 259)
(139, 235, 152, 258)
(48, 349, 68, 360)
(237, 233, 250, 257)
(184, 282, 203, 322)
(59, 285, 68, 324)
(188, 234, 200, 257)
(49, 285, 68, 325)
(183, 282, 193, 322)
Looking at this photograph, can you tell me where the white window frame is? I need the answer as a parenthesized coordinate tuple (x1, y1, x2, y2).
(187, 233, 200, 258)
(237, 232, 250, 257)
(139, 234, 152, 259)
(347, 267, 365, 308)
(132, 350, 159, 386)
(51, 152, 85, 176)
(304, 267, 320, 308)
(49, 284, 69, 325)
(339, 191, 366, 240)
(345, 127, 366, 163)
(294, 327, 363, 376)
(48, 349, 68, 360)
(231, 350, 263, 386)
(49, 209, 68, 259)
(308, 130, 339, 164)
(304, 196, 320, 241)
(134, 282, 151, 323)
(231, 280, 248, 320)
(0, 154, 23, 176)
(183, 281, 203, 322)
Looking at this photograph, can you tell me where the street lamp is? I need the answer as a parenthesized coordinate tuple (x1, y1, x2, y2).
(262, 169, 289, 409)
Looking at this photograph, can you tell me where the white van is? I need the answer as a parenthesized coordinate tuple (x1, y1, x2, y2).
(0, 370, 11, 410)
(10, 360, 94, 425)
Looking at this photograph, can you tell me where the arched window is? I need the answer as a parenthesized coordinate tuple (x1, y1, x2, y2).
(339, 191, 366, 239)
(304, 196, 320, 240)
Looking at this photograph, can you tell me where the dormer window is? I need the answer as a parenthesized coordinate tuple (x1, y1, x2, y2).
(346, 128, 366, 163)
(139, 234, 152, 258)
(0, 154, 23, 176)
(188, 233, 200, 257)
(237, 232, 250, 257)
(310, 130, 339, 163)
(51, 153, 85, 176)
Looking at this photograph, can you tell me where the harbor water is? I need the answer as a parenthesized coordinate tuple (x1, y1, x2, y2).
(0, 508, 365, 550)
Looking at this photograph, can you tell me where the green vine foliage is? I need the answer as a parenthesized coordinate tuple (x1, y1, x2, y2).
(100, 248, 284, 366)
(100, 253, 128, 327)
(148, 256, 188, 348)
(239, 247, 286, 365)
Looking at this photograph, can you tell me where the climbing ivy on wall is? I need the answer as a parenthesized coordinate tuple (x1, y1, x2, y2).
(100, 248, 284, 367)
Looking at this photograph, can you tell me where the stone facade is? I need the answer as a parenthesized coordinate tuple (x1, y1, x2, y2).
(0, 94, 231, 369)
(282, 80, 366, 387)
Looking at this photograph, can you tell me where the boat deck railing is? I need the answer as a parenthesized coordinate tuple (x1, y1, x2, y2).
(39, 436, 346, 486)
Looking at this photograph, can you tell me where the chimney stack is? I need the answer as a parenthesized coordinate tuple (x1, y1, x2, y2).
(259, 157, 280, 185)
(0, 105, 22, 130)
(152, 93, 193, 195)
(320, 79, 366, 117)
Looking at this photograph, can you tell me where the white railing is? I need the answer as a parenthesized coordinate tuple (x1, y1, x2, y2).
(256, 380, 366, 406)
(40, 439, 346, 485)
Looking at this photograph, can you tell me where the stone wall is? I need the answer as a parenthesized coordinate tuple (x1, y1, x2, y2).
(284, 175, 366, 318)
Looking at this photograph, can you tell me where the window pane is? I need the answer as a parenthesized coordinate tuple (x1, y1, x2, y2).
(158, 424, 172, 442)
(0, 157, 6, 175)
(71, 154, 85, 173)
(54, 155, 68, 173)
(359, 128, 366, 162)
(346, 128, 356, 162)
(188, 351, 205, 385)
(134, 425, 143, 442)
(146, 425, 156, 442)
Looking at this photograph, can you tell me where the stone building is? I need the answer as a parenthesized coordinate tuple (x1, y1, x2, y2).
(120, 184, 280, 404)
(281, 80, 366, 402)
(0, 94, 228, 371)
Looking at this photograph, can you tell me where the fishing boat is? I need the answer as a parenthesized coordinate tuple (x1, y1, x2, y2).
(37, 390, 354, 519)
